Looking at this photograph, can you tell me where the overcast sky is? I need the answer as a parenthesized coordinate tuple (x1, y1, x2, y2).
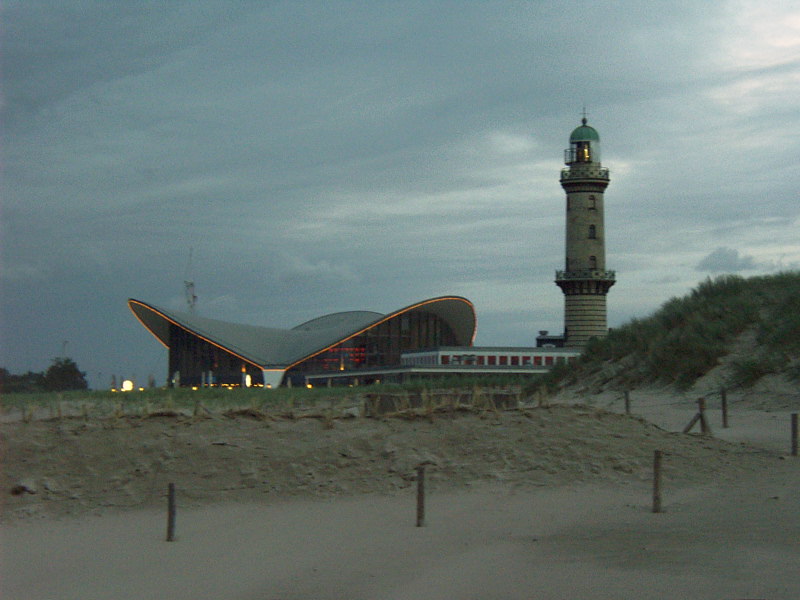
(2, 1, 799, 388)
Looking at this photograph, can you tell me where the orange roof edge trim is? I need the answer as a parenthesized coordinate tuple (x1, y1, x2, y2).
(284, 296, 476, 371)
(127, 299, 266, 370)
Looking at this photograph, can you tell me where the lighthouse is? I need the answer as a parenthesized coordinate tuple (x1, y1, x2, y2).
(555, 117, 615, 348)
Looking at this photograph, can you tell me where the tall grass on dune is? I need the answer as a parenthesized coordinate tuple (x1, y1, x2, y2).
(534, 272, 800, 392)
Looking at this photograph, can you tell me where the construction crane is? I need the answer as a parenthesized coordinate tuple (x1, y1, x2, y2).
(184, 247, 197, 313)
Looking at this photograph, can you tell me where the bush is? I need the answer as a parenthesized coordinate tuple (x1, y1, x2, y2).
(729, 356, 784, 387)
(0, 368, 45, 394)
(43, 357, 89, 391)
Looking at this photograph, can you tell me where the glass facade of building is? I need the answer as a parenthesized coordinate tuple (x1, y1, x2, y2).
(165, 309, 461, 387)
(286, 309, 459, 378)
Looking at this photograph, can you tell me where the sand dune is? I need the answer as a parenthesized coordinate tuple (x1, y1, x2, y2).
(2, 386, 799, 598)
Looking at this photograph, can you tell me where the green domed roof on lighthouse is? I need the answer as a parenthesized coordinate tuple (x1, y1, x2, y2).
(569, 118, 600, 142)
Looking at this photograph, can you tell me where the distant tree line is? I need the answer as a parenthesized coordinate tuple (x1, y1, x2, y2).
(0, 358, 88, 393)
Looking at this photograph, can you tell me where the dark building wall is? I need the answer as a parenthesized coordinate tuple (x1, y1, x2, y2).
(167, 325, 263, 387)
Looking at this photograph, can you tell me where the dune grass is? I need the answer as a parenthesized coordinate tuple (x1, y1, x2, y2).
(531, 272, 800, 392)
(0, 374, 534, 419)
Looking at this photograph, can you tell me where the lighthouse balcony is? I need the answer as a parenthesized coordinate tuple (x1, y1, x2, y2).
(560, 166, 609, 181)
(555, 269, 616, 282)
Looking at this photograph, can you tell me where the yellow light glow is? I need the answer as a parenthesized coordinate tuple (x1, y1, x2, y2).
(121, 380, 134, 392)
(306, 383, 313, 389)
(245, 374, 252, 388)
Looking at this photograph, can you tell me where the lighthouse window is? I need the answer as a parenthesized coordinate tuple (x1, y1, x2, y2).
(588, 195, 596, 210)
(589, 255, 597, 269)
(588, 225, 596, 239)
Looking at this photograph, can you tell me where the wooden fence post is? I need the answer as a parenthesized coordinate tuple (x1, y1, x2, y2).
(652, 450, 663, 514)
(720, 387, 728, 428)
(682, 412, 700, 434)
(166, 483, 176, 542)
(416, 466, 426, 527)
(698, 398, 710, 434)
(684, 398, 712, 435)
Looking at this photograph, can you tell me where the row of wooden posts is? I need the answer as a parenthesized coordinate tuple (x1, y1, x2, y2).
(651, 411, 798, 513)
(623, 389, 732, 429)
(164, 410, 799, 540)
(164, 465, 430, 542)
(623, 389, 798, 447)
(163, 461, 642, 541)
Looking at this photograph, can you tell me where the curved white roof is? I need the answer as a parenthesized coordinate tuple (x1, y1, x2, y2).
(128, 296, 476, 370)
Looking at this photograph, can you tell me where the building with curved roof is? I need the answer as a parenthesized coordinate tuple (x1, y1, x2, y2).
(128, 296, 476, 388)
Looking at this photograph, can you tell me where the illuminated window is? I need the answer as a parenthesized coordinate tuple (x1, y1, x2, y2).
(575, 142, 591, 162)
(588, 225, 596, 239)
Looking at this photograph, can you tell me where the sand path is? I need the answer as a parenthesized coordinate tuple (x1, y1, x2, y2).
(3, 465, 798, 599)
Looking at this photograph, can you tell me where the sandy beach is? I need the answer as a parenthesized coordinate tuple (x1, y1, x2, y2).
(2, 384, 798, 599)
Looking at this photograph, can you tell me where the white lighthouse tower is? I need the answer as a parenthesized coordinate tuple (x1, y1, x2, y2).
(555, 117, 615, 348)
